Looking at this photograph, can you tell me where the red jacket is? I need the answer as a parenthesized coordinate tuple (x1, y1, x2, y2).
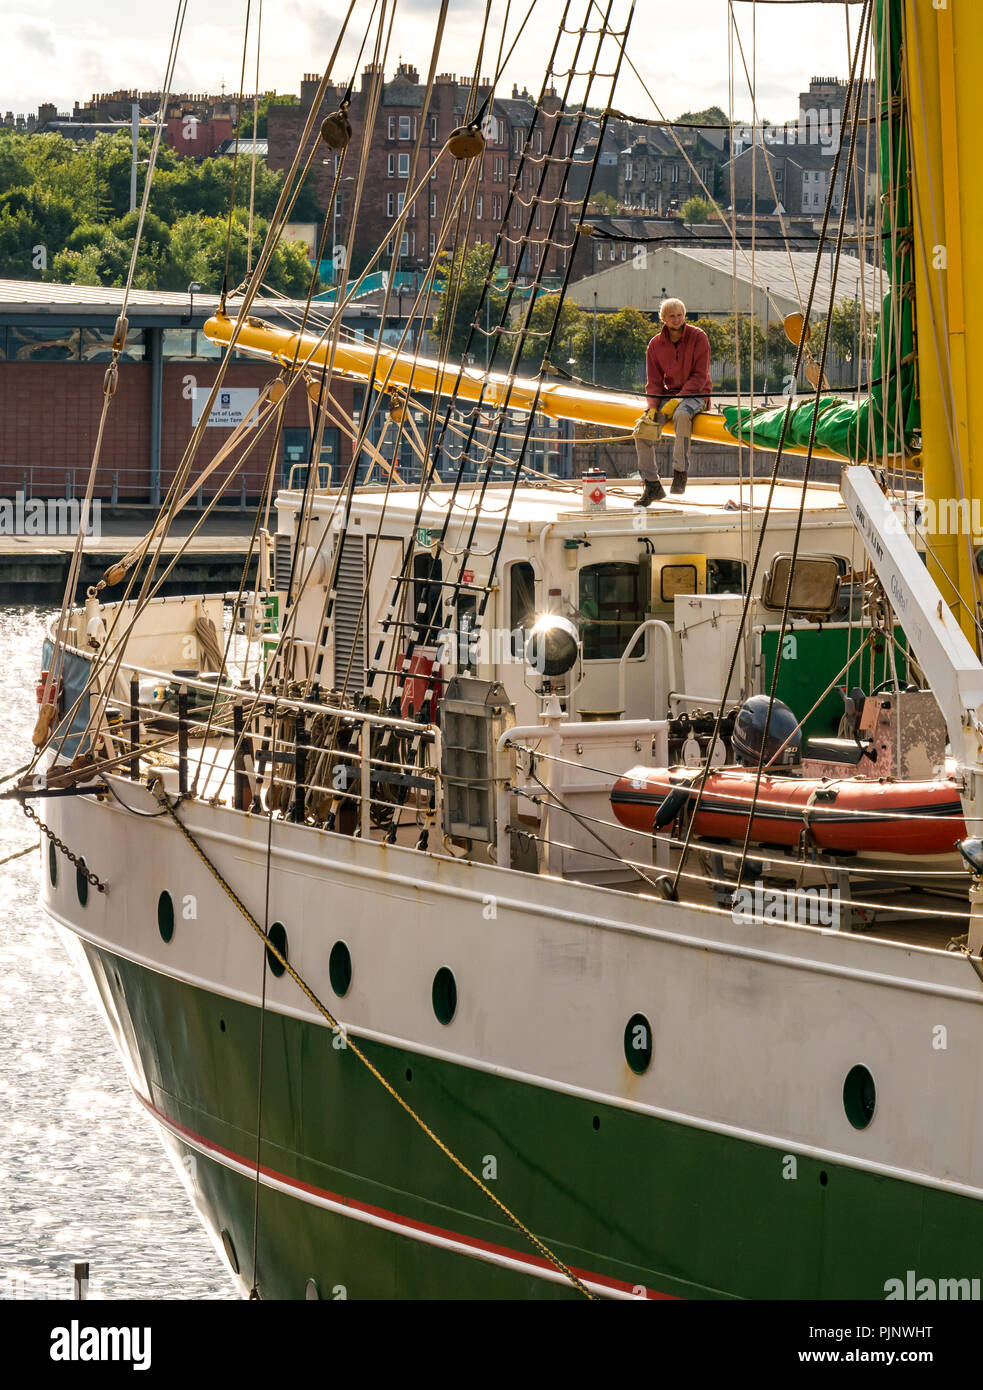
(645, 323, 712, 407)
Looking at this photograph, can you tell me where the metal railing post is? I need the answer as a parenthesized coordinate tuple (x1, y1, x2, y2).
(293, 711, 307, 823)
(129, 676, 140, 780)
(177, 688, 189, 797)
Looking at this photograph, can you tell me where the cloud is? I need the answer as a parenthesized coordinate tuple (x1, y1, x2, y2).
(15, 22, 57, 59)
(1, 0, 860, 124)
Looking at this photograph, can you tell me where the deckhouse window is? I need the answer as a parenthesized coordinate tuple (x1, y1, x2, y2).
(578, 561, 644, 661)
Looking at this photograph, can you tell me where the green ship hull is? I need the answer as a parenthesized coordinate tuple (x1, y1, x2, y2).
(79, 937, 983, 1301)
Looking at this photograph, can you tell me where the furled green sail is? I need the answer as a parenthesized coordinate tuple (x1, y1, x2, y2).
(721, 0, 919, 463)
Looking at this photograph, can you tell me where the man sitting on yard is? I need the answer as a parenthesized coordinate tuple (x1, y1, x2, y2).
(634, 298, 712, 504)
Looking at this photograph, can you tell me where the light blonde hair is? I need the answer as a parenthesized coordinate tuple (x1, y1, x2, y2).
(659, 297, 686, 321)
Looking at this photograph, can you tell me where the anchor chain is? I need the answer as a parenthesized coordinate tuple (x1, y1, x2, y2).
(21, 802, 107, 892)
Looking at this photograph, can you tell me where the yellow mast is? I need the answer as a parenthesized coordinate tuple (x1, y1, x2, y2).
(904, 0, 980, 643)
(203, 311, 853, 466)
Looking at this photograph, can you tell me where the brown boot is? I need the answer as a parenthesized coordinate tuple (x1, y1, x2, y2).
(634, 478, 666, 507)
(670, 470, 687, 495)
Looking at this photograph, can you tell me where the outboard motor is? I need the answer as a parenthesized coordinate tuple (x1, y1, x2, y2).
(732, 695, 801, 769)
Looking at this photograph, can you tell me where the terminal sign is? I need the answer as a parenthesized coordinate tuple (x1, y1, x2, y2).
(191, 387, 260, 429)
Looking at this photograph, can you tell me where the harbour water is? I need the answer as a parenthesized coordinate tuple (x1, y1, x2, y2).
(0, 607, 233, 1300)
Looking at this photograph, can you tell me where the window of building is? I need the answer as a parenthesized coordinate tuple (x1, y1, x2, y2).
(814, 191, 820, 205)
(609, 245, 616, 260)
(596, 245, 603, 261)
(387, 115, 396, 140)
(81, 327, 146, 362)
(579, 562, 644, 660)
(398, 115, 412, 140)
(429, 192, 437, 216)
(775, 168, 783, 182)
(396, 191, 405, 214)
(430, 115, 438, 140)
(387, 153, 395, 177)
(476, 194, 483, 219)
(493, 156, 504, 181)
(399, 231, 410, 257)
(671, 165, 679, 184)
(7, 325, 81, 361)
(387, 192, 395, 217)
(398, 152, 409, 178)
(493, 194, 502, 220)
(621, 244, 627, 260)
(429, 231, 436, 255)
(161, 328, 221, 362)
(535, 203, 541, 229)
(535, 130, 542, 154)
(654, 164, 662, 182)
(639, 162, 646, 182)
(625, 161, 632, 182)
(514, 129, 522, 152)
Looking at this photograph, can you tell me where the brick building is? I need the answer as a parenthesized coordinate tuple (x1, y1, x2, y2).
(267, 65, 580, 282)
(0, 281, 355, 503)
(616, 128, 720, 215)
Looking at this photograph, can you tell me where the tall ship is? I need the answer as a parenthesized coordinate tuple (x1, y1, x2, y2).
(17, 0, 983, 1298)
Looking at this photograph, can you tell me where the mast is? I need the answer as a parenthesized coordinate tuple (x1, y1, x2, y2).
(903, 0, 981, 645)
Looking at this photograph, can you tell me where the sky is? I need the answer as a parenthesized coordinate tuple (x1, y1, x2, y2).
(1, 0, 867, 123)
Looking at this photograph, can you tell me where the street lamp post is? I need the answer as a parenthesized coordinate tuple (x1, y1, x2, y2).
(764, 283, 770, 403)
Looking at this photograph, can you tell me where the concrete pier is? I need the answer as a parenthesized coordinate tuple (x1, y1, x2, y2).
(0, 509, 257, 602)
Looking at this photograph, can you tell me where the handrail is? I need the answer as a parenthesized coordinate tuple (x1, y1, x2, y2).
(616, 619, 677, 716)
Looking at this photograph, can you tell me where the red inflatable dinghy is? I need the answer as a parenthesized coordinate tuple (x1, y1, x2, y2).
(610, 767, 965, 856)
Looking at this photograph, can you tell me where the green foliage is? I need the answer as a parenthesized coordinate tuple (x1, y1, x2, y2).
(818, 297, 877, 362)
(431, 242, 507, 361)
(499, 293, 585, 369)
(0, 127, 315, 291)
(720, 312, 766, 375)
(676, 106, 729, 126)
(693, 315, 729, 360)
(587, 191, 619, 214)
(680, 196, 714, 225)
(239, 93, 299, 138)
(569, 306, 657, 390)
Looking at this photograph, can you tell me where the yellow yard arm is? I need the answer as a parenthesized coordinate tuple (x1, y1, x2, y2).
(203, 311, 849, 465)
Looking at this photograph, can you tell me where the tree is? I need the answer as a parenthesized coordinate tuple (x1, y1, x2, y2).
(587, 191, 618, 214)
(693, 315, 729, 361)
(238, 93, 299, 138)
(676, 106, 729, 126)
(431, 242, 507, 361)
(680, 196, 714, 225)
(720, 312, 766, 377)
(499, 292, 585, 369)
(569, 307, 656, 390)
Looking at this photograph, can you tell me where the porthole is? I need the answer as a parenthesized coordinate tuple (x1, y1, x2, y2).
(819, 1170, 829, 1187)
(329, 940, 352, 997)
(48, 841, 57, 888)
(157, 891, 174, 943)
(266, 921, 287, 978)
(624, 1012, 653, 1074)
(219, 1018, 227, 1033)
(432, 966, 457, 1025)
(592, 1115, 601, 1132)
(843, 1064, 876, 1130)
(405, 1068, 413, 1083)
(76, 858, 89, 907)
(221, 1227, 240, 1274)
